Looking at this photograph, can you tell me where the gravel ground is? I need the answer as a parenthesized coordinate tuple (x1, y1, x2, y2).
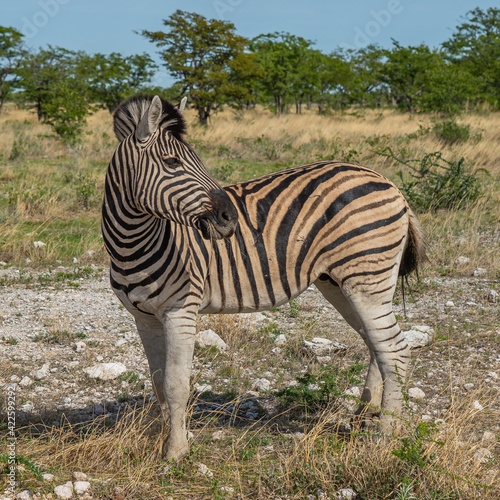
(0, 264, 498, 470)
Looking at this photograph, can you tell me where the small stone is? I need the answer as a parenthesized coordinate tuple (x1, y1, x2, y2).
(54, 483, 73, 499)
(344, 386, 361, 398)
(74, 341, 86, 352)
(212, 430, 226, 442)
(195, 383, 212, 393)
(472, 268, 487, 277)
(220, 486, 235, 494)
(196, 329, 227, 351)
(316, 489, 327, 500)
(73, 257, 78, 264)
(196, 462, 213, 477)
(473, 400, 484, 411)
(21, 402, 34, 412)
(482, 431, 496, 443)
(316, 355, 332, 365)
(487, 290, 498, 303)
(403, 326, 433, 349)
(336, 488, 357, 499)
(33, 241, 46, 249)
(73, 481, 91, 495)
(93, 404, 105, 415)
(10, 374, 20, 382)
(464, 383, 474, 391)
(445, 301, 455, 307)
(115, 339, 128, 347)
(16, 491, 33, 500)
(83, 362, 127, 380)
(421, 415, 433, 422)
(252, 378, 270, 391)
(474, 447, 493, 465)
(72, 472, 87, 481)
(19, 376, 33, 387)
(34, 363, 50, 380)
(454, 256, 469, 266)
(42, 473, 55, 482)
(302, 337, 347, 356)
(273, 333, 287, 345)
(271, 346, 282, 354)
(408, 387, 426, 400)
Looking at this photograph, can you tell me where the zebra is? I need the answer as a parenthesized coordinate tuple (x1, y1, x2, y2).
(102, 94, 425, 461)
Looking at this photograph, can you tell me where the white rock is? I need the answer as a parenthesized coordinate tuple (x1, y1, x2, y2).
(252, 378, 270, 391)
(212, 430, 226, 441)
(196, 329, 227, 351)
(33, 241, 46, 248)
(421, 415, 433, 422)
(302, 337, 347, 356)
(271, 347, 282, 354)
(474, 448, 493, 464)
(115, 339, 128, 347)
(445, 301, 455, 307)
(464, 383, 474, 391)
(74, 341, 86, 352)
(473, 400, 484, 411)
(42, 473, 55, 481)
(195, 383, 212, 393)
(54, 483, 73, 499)
(487, 372, 498, 380)
(73, 481, 91, 494)
(316, 489, 327, 500)
(316, 355, 332, 365)
(336, 488, 357, 499)
(220, 486, 235, 494)
(408, 387, 426, 400)
(21, 402, 34, 412)
(34, 363, 50, 380)
(72, 471, 87, 481)
(482, 431, 496, 443)
(472, 268, 487, 277)
(83, 362, 127, 381)
(10, 374, 20, 382)
(487, 290, 498, 303)
(403, 326, 433, 349)
(273, 333, 287, 345)
(19, 376, 33, 387)
(72, 257, 78, 264)
(454, 256, 469, 266)
(344, 386, 361, 398)
(16, 491, 33, 500)
(196, 463, 213, 477)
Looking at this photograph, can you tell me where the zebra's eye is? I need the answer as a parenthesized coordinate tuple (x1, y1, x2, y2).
(163, 156, 182, 168)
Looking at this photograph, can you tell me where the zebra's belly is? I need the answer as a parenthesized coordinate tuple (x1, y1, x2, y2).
(199, 283, 307, 314)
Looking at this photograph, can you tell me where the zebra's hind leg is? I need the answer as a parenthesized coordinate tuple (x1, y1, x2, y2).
(135, 314, 169, 418)
(343, 289, 410, 432)
(314, 278, 384, 418)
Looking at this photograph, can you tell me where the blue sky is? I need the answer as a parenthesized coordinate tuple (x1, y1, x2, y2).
(2, 1, 495, 85)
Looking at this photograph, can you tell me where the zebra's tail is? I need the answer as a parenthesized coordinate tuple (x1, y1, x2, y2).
(399, 207, 426, 277)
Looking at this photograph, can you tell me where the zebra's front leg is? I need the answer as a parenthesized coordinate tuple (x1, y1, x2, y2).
(162, 310, 197, 461)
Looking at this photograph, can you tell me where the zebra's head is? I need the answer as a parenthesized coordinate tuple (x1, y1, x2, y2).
(112, 94, 238, 240)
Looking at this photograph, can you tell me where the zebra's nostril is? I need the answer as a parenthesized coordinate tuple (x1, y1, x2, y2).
(220, 211, 231, 222)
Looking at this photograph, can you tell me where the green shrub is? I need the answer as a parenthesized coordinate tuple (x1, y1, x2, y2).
(432, 119, 481, 145)
(379, 148, 488, 211)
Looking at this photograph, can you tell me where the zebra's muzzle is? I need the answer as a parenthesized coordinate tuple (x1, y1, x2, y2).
(197, 189, 238, 240)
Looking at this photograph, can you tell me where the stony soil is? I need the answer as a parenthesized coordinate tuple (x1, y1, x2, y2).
(0, 263, 498, 499)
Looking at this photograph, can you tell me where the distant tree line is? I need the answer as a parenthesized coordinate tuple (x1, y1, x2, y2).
(0, 6, 498, 138)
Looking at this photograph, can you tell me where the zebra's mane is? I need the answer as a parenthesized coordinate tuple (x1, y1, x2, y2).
(113, 94, 186, 142)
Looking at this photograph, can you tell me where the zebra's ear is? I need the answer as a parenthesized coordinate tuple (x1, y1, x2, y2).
(135, 95, 163, 141)
(176, 96, 187, 114)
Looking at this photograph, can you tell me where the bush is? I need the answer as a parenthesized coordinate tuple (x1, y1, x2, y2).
(432, 119, 481, 145)
(378, 148, 488, 211)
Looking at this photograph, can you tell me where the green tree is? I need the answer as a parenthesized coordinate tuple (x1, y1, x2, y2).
(442, 7, 500, 106)
(250, 32, 314, 116)
(141, 10, 248, 125)
(0, 26, 24, 112)
(78, 52, 157, 112)
(16, 46, 94, 142)
(379, 41, 442, 113)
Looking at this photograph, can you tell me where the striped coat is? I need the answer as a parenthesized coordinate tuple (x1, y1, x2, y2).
(102, 95, 425, 461)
